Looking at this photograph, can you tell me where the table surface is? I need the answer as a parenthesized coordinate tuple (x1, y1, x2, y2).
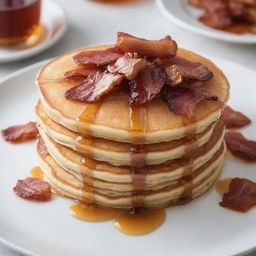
(0, 0, 256, 255)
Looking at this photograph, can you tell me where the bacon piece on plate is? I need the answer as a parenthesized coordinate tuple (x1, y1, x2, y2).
(129, 67, 167, 105)
(222, 106, 251, 128)
(165, 56, 213, 85)
(199, 12, 232, 29)
(73, 47, 123, 66)
(1, 122, 38, 143)
(162, 87, 218, 118)
(225, 132, 256, 160)
(116, 32, 177, 59)
(65, 66, 100, 79)
(65, 72, 123, 102)
(107, 55, 148, 80)
(13, 177, 51, 201)
(220, 178, 256, 212)
(38, 137, 49, 157)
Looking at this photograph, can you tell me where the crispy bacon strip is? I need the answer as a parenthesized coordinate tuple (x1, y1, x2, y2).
(220, 178, 256, 212)
(222, 106, 251, 128)
(130, 68, 167, 105)
(64, 66, 100, 79)
(116, 32, 177, 59)
(107, 55, 148, 80)
(1, 122, 38, 143)
(13, 177, 51, 201)
(38, 137, 49, 157)
(162, 87, 218, 118)
(225, 132, 256, 160)
(65, 72, 123, 102)
(202, 0, 227, 12)
(73, 47, 123, 66)
(165, 56, 213, 85)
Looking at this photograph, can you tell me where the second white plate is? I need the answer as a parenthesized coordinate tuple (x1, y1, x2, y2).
(156, 0, 256, 44)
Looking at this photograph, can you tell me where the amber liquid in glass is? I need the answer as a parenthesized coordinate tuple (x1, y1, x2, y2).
(0, 0, 41, 44)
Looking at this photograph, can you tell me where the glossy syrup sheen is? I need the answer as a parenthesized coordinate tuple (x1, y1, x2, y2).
(129, 105, 147, 207)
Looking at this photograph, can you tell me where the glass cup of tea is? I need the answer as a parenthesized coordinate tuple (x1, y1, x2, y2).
(0, 0, 41, 45)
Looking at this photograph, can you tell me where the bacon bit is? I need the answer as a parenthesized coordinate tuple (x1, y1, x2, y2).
(38, 137, 48, 157)
(116, 32, 177, 59)
(1, 122, 38, 143)
(222, 106, 251, 128)
(199, 12, 232, 29)
(64, 66, 100, 79)
(65, 72, 123, 102)
(107, 55, 148, 80)
(13, 177, 51, 201)
(73, 47, 123, 66)
(220, 178, 256, 212)
(130, 68, 167, 105)
(228, 1, 246, 17)
(162, 87, 218, 118)
(165, 57, 213, 82)
(165, 65, 183, 86)
(225, 132, 256, 160)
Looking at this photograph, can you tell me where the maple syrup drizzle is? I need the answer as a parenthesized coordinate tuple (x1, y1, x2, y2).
(216, 178, 234, 196)
(30, 166, 44, 179)
(113, 208, 166, 236)
(129, 105, 147, 207)
(78, 102, 101, 205)
(177, 116, 197, 204)
(70, 202, 123, 222)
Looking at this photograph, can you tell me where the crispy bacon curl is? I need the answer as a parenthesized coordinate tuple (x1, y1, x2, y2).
(225, 132, 256, 160)
(116, 32, 177, 59)
(2, 122, 38, 143)
(162, 86, 218, 118)
(13, 177, 51, 201)
(222, 106, 251, 128)
(73, 47, 123, 66)
(220, 178, 256, 212)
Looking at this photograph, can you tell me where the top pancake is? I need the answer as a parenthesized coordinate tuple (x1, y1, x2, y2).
(36, 45, 229, 143)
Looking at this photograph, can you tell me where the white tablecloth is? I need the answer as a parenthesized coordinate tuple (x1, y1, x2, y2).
(0, 0, 256, 255)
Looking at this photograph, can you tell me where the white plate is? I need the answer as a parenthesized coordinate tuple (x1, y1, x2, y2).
(1, 57, 256, 256)
(156, 0, 256, 44)
(0, 0, 67, 63)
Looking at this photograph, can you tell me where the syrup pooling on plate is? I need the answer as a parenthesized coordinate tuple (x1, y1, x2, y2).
(78, 102, 101, 205)
(30, 166, 44, 179)
(69, 203, 166, 236)
(113, 208, 166, 236)
(70, 202, 123, 222)
(216, 178, 234, 196)
(129, 104, 147, 207)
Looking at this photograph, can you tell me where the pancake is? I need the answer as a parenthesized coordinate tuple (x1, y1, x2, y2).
(36, 46, 229, 144)
(38, 120, 225, 187)
(36, 101, 218, 166)
(37, 143, 225, 208)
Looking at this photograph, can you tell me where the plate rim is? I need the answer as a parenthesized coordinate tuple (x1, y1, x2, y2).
(0, 0, 67, 63)
(1, 57, 256, 256)
(156, 0, 256, 44)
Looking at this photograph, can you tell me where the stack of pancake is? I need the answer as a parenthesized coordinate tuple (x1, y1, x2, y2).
(35, 45, 229, 209)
